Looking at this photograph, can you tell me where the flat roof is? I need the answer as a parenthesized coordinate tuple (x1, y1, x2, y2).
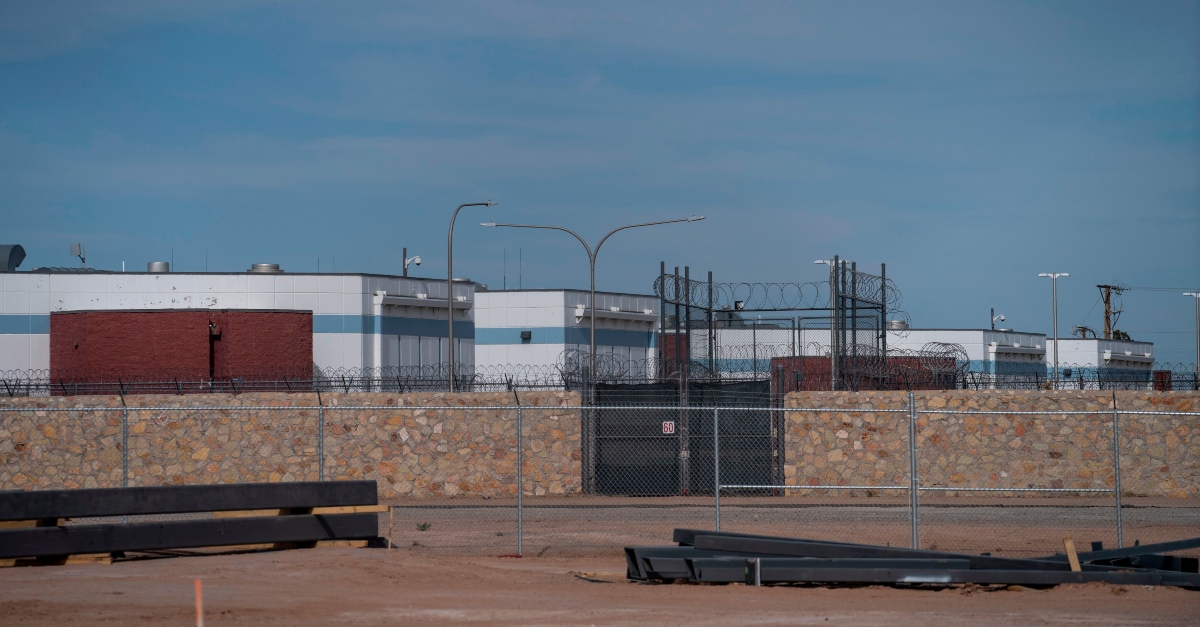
(477, 288, 655, 298)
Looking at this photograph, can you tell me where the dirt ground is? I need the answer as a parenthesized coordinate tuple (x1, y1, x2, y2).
(1, 546, 1198, 626)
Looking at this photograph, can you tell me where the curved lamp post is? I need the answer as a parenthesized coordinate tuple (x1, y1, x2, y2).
(481, 216, 705, 394)
(447, 201, 497, 391)
(1185, 292, 1200, 377)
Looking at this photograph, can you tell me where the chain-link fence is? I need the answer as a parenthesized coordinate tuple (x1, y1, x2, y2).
(1, 397, 1197, 559)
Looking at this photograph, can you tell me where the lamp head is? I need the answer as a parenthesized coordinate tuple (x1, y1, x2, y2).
(687, 215, 705, 222)
(486, 200, 498, 207)
(480, 222, 497, 227)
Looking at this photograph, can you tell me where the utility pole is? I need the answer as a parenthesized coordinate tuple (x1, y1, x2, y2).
(1097, 284, 1125, 340)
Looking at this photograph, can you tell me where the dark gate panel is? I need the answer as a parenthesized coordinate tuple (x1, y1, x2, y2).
(594, 382, 680, 495)
(592, 379, 777, 496)
(686, 380, 774, 495)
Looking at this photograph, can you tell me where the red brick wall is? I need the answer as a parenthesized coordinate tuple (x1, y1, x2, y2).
(50, 310, 312, 381)
(209, 311, 312, 378)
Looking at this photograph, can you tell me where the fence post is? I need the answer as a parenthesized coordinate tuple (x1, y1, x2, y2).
(121, 407, 129, 490)
(317, 403, 325, 482)
(713, 406, 720, 532)
(517, 406, 524, 557)
(1112, 401, 1123, 548)
(908, 391, 919, 549)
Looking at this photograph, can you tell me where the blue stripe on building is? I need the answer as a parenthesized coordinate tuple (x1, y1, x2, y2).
(475, 327, 655, 348)
(313, 315, 474, 339)
(0, 315, 49, 334)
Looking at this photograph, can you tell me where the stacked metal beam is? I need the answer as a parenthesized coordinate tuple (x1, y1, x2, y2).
(625, 529, 1200, 588)
(0, 481, 382, 560)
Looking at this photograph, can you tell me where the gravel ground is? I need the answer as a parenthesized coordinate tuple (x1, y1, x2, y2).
(1, 546, 1198, 626)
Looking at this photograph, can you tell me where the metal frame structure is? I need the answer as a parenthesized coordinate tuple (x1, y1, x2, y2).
(625, 529, 1200, 587)
(652, 257, 900, 394)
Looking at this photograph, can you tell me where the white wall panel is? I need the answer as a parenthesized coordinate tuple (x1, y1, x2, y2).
(3, 291, 29, 314)
(313, 334, 343, 369)
(294, 275, 319, 293)
(318, 292, 343, 314)
(246, 275, 275, 293)
(294, 293, 319, 313)
(247, 293, 274, 309)
(382, 334, 399, 369)
(420, 337, 439, 367)
(30, 334, 48, 370)
(0, 335, 31, 370)
(400, 335, 419, 367)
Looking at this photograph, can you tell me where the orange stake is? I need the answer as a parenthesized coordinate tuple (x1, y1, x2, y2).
(195, 578, 204, 627)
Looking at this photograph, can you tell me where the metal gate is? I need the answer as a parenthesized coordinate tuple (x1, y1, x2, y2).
(590, 379, 778, 495)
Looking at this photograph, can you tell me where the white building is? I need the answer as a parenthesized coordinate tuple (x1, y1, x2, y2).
(474, 289, 658, 370)
(0, 267, 475, 373)
(1044, 338, 1154, 375)
(887, 328, 1047, 375)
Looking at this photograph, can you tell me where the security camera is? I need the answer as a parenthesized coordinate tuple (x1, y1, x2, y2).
(413, 256, 421, 266)
(999, 315, 1005, 322)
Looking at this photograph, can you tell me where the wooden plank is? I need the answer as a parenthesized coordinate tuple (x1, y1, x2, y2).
(0, 519, 63, 530)
(0, 553, 111, 568)
(0, 481, 378, 521)
(1064, 536, 1082, 572)
(213, 505, 388, 519)
(0, 513, 378, 559)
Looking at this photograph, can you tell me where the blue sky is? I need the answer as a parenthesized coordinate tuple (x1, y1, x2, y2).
(2, 1, 1198, 363)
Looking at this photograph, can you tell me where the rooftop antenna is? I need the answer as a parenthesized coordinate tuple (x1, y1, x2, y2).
(70, 243, 86, 269)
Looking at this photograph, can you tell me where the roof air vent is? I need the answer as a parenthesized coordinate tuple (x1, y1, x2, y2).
(249, 263, 283, 273)
(147, 261, 170, 273)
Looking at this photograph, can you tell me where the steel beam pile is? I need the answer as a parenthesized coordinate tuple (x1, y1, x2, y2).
(0, 481, 383, 561)
(625, 529, 1200, 588)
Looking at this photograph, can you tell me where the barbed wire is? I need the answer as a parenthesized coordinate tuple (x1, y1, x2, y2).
(653, 272, 902, 312)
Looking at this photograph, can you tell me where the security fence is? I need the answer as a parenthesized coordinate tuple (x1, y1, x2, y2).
(0, 396, 1197, 559)
(2, 360, 1197, 398)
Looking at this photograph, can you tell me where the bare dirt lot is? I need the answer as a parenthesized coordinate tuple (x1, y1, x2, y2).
(1, 546, 1198, 627)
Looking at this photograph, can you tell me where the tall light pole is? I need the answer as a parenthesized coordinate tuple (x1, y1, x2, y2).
(1038, 272, 1069, 390)
(1185, 292, 1200, 376)
(482, 216, 705, 393)
(447, 201, 497, 392)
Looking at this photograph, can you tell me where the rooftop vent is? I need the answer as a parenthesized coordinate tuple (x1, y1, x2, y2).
(886, 319, 909, 331)
(249, 263, 283, 273)
(0, 245, 26, 272)
(147, 261, 170, 273)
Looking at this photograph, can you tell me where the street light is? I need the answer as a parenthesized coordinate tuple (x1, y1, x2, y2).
(447, 201, 497, 392)
(1185, 292, 1200, 376)
(482, 216, 705, 394)
(1038, 272, 1069, 390)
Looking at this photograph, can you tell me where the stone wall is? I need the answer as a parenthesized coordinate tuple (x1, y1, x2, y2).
(0, 392, 581, 499)
(2, 390, 1196, 500)
(783, 391, 1200, 498)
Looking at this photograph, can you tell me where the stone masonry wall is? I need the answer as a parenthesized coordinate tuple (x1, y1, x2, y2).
(2, 390, 1195, 499)
(0, 392, 581, 500)
(784, 391, 1200, 498)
